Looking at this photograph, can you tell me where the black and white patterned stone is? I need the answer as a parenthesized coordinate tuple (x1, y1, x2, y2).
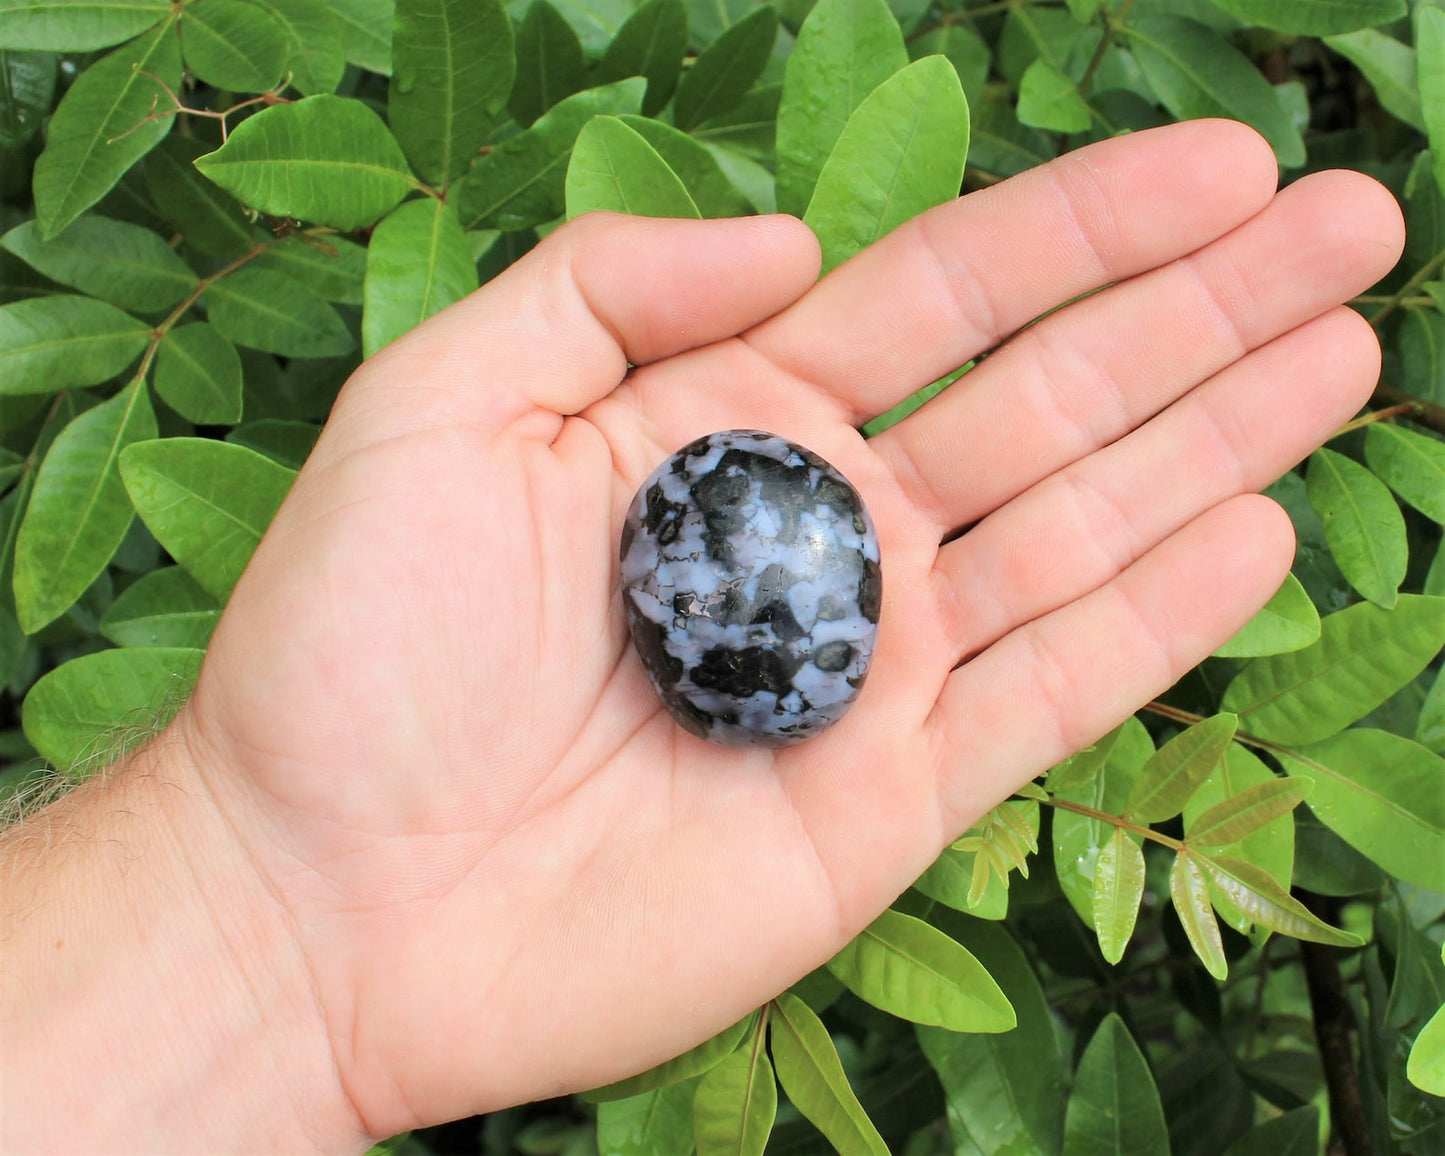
(620, 430, 881, 748)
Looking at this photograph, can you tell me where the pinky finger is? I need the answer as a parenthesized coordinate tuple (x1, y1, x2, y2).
(926, 493, 1294, 835)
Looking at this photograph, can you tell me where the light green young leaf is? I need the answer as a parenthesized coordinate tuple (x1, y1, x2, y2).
(0, 0, 172, 51)
(0, 48, 57, 150)
(617, 116, 752, 217)
(154, 323, 244, 424)
(672, 5, 777, 132)
(21, 646, 202, 773)
(363, 197, 477, 357)
(826, 908, 1015, 1032)
(594, 0, 689, 119)
(206, 266, 355, 359)
(1061, 1014, 1169, 1156)
(248, 0, 346, 94)
(1186, 778, 1311, 852)
(455, 78, 645, 231)
(389, 0, 513, 188)
(144, 135, 255, 257)
(33, 17, 183, 238)
(1125, 15, 1304, 168)
(775, 0, 908, 218)
(1219, 1107, 1321, 1156)
(1210, 0, 1403, 34)
(1017, 58, 1090, 133)
(804, 55, 969, 274)
(1196, 854, 1362, 945)
(769, 993, 887, 1156)
(913, 840, 1010, 920)
(1125, 712, 1238, 824)
(99, 565, 220, 649)
(1171, 851, 1228, 981)
(1, 216, 197, 312)
(587, 1012, 757, 1101)
(195, 95, 417, 231)
(1091, 825, 1145, 965)
(181, 0, 290, 91)
(119, 437, 297, 601)
(596, 1080, 698, 1156)
(565, 117, 701, 219)
(1324, 28, 1424, 130)
(253, 235, 367, 304)
(1408, 957, 1445, 1095)
(1221, 596, 1445, 745)
(1046, 725, 1122, 795)
(1364, 423, 1445, 524)
(1277, 729, 1445, 891)
(225, 419, 319, 470)
(1306, 446, 1407, 608)
(0, 295, 149, 395)
(1213, 572, 1320, 658)
(692, 1033, 776, 1156)
(329, 0, 394, 75)
(13, 378, 154, 633)
(509, 0, 587, 127)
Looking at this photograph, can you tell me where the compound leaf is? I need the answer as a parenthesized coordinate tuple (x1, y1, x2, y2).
(363, 197, 477, 357)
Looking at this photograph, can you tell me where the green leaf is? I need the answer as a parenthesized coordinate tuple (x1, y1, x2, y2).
(1221, 596, 1445, 745)
(1277, 729, 1445, 892)
(1125, 15, 1304, 168)
(119, 437, 297, 601)
(1213, 572, 1320, 658)
(596, 1081, 698, 1156)
(99, 565, 220, 649)
(181, 0, 290, 91)
(194, 94, 417, 231)
(0, 49, 58, 149)
(1186, 778, 1311, 852)
(1062, 1014, 1169, 1156)
(144, 135, 255, 258)
(683, 0, 751, 51)
(455, 78, 645, 231)
(1171, 851, 1228, 981)
(775, 0, 908, 218)
(33, 17, 183, 238)
(616, 116, 752, 217)
(1209, 0, 1403, 34)
(1305, 446, 1407, 608)
(509, 0, 587, 127)
(1364, 423, 1445, 525)
(769, 993, 888, 1156)
(908, 24, 989, 108)
(1, 216, 197, 312)
(1091, 825, 1145, 965)
(1219, 1107, 1321, 1156)
(913, 840, 1010, 919)
(1323, 28, 1424, 131)
(1401, 308, 1445, 406)
(565, 116, 701, 219)
(1196, 854, 1362, 945)
(253, 234, 367, 304)
(1420, 663, 1445, 753)
(206, 266, 355, 359)
(0, 0, 172, 51)
(1126, 712, 1238, 824)
(1017, 58, 1090, 133)
(363, 197, 477, 357)
(1422, 8, 1445, 199)
(594, 0, 689, 119)
(0, 295, 149, 395)
(1408, 981, 1445, 1096)
(672, 5, 777, 132)
(692, 1034, 775, 1156)
(329, 0, 394, 75)
(826, 908, 1015, 1032)
(803, 55, 969, 274)
(21, 646, 202, 773)
(588, 1012, 758, 1101)
(13, 378, 155, 632)
(248, 0, 346, 94)
(388, 0, 514, 188)
(154, 323, 244, 424)
(225, 419, 319, 469)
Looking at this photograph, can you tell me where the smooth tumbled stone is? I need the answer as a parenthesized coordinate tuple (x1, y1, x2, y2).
(619, 430, 881, 748)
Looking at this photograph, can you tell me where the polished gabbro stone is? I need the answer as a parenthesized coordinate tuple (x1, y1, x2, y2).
(620, 430, 881, 748)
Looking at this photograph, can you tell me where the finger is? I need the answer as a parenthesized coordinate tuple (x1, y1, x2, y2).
(928, 494, 1294, 833)
(871, 170, 1404, 531)
(745, 119, 1279, 422)
(930, 307, 1377, 665)
(332, 213, 821, 437)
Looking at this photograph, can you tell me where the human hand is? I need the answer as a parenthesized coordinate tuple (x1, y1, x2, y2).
(92, 118, 1413, 1145)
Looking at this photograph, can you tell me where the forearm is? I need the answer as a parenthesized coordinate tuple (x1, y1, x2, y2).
(0, 718, 368, 1155)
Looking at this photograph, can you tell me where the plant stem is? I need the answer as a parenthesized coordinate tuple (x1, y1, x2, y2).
(1351, 293, 1434, 308)
(1371, 247, 1445, 327)
(1042, 796, 1183, 851)
(1369, 383, 1445, 437)
(1079, 0, 1138, 92)
(1330, 401, 1423, 438)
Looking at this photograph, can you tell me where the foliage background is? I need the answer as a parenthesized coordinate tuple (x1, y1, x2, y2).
(1, 0, 1444, 1152)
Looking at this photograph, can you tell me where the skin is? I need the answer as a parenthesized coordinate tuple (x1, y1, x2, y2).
(0, 119, 1405, 1153)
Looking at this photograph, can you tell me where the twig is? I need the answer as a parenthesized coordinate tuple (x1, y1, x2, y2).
(1330, 401, 1425, 438)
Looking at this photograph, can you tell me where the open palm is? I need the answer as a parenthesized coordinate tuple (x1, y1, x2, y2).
(178, 120, 1402, 1140)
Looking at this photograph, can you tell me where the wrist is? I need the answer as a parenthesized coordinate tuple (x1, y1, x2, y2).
(0, 709, 369, 1154)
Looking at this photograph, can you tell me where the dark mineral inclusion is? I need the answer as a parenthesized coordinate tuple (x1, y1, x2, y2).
(619, 430, 881, 748)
